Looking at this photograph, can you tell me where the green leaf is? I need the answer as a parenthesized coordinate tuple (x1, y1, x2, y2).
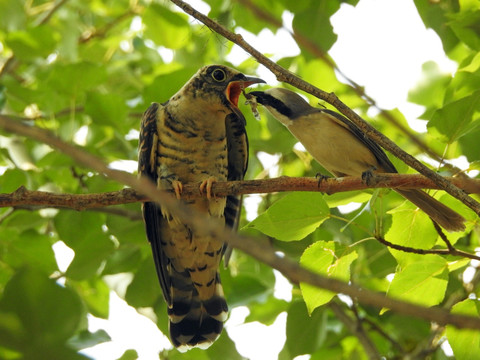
(427, 90, 480, 143)
(5, 26, 59, 61)
(246, 192, 330, 241)
(245, 297, 289, 325)
(300, 241, 358, 314)
(446, 299, 480, 360)
(226, 275, 270, 307)
(125, 257, 161, 308)
(324, 191, 372, 208)
(449, 10, 480, 51)
(386, 255, 448, 307)
(143, 4, 190, 49)
(102, 244, 142, 275)
(385, 201, 437, 265)
(84, 92, 128, 127)
(65, 234, 115, 280)
(0, 0, 26, 31)
(68, 329, 111, 350)
(285, 301, 327, 357)
(408, 61, 451, 109)
(71, 279, 110, 319)
(292, 3, 338, 53)
(117, 349, 139, 360)
(3, 230, 57, 273)
(0, 169, 28, 193)
(43, 62, 107, 97)
(0, 268, 84, 351)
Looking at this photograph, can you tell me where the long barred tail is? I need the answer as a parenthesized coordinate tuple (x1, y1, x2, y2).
(168, 270, 228, 352)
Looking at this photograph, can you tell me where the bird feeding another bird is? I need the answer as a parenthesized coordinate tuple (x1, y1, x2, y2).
(246, 87, 465, 232)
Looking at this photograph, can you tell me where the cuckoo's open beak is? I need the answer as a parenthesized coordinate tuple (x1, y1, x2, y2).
(226, 76, 265, 107)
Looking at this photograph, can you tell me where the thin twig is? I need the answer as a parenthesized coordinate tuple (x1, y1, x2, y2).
(375, 235, 480, 261)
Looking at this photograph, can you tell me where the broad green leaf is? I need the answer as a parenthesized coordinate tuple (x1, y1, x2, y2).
(143, 4, 190, 49)
(245, 297, 289, 325)
(226, 275, 270, 307)
(43, 62, 107, 97)
(84, 92, 128, 127)
(117, 349, 139, 360)
(246, 192, 330, 241)
(3, 230, 57, 273)
(0, 0, 26, 31)
(446, 299, 480, 360)
(292, 3, 338, 53)
(0, 268, 84, 349)
(408, 61, 451, 109)
(385, 201, 437, 265)
(54, 211, 106, 248)
(413, 0, 460, 53)
(449, 10, 480, 51)
(68, 329, 111, 350)
(386, 255, 448, 307)
(427, 90, 480, 143)
(0, 169, 28, 193)
(125, 258, 161, 308)
(285, 301, 326, 357)
(65, 234, 115, 280)
(300, 241, 358, 314)
(5, 26, 59, 61)
(102, 244, 142, 276)
(459, 51, 480, 72)
(325, 191, 372, 208)
(71, 279, 110, 319)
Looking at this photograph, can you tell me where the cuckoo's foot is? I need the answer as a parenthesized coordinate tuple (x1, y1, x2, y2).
(171, 180, 183, 200)
(199, 177, 217, 200)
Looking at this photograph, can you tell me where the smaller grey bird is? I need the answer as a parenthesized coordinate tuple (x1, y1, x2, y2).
(248, 88, 465, 232)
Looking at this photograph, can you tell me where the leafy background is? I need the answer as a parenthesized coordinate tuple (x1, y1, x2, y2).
(1, 0, 480, 359)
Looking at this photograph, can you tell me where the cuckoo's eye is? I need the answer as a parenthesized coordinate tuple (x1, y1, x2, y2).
(211, 68, 226, 82)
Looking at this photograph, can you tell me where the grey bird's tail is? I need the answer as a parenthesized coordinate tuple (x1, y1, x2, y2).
(395, 189, 466, 232)
(168, 269, 228, 352)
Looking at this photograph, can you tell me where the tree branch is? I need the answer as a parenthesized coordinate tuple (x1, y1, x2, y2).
(169, 0, 480, 217)
(1, 116, 480, 331)
(1, 174, 478, 209)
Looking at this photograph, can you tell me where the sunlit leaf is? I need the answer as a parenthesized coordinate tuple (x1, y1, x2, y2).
(300, 241, 358, 314)
(386, 255, 448, 307)
(446, 299, 480, 360)
(246, 192, 330, 241)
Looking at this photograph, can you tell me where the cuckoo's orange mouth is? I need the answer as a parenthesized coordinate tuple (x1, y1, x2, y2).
(226, 76, 265, 107)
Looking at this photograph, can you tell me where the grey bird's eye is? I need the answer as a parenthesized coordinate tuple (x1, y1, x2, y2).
(211, 68, 226, 82)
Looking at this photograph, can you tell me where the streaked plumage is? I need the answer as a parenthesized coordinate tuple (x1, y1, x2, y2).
(249, 88, 465, 232)
(138, 65, 264, 351)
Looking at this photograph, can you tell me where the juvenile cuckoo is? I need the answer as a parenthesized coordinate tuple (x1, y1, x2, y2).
(138, 65, 264, 350)
(248, 88, 465, 232)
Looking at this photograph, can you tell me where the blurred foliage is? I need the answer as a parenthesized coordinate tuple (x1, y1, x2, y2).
(0, 0, 479, 359)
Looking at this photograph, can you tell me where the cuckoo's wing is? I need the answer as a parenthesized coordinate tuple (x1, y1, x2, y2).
(223, 111, 249, 263)
(138, 102, 172, 304)
(318, 108, 397, 173)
